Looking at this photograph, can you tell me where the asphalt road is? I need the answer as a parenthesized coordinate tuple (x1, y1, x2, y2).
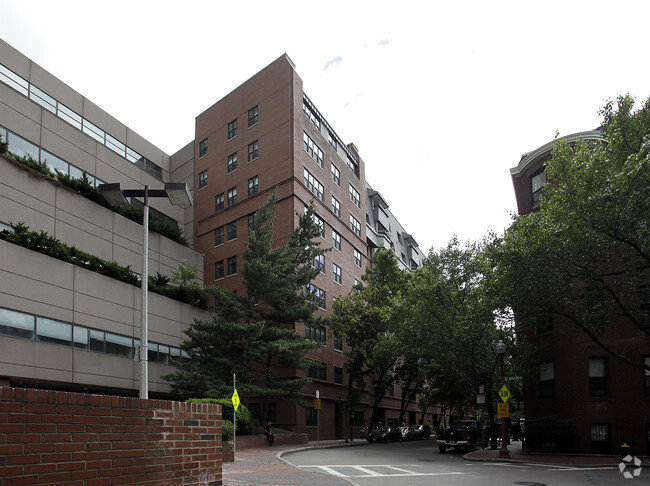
(284, 440, 647, 486)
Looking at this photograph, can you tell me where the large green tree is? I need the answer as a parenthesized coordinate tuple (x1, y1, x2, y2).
(490, 94, 650, 369)
(165, 191, 325, 409)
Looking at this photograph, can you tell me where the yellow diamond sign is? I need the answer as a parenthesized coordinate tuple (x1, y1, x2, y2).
(232, 389, 240, 411)
(499, 384, 511, 402)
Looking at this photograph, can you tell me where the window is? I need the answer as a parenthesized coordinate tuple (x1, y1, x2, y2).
(248, 175, 259, 195)
(303, 101, 320, 129)
(531, 170, 547, 206)
(538, 361, 555, 399)
(349, 184, 361, 208)
(589, 358, 608, 397)
(350, 215, 361, 236)
(304, 168, 324, 201)
(215, 260, 224, 280)
(199, 170, 208, 189)
(306, 407, 318, 426)
(227, 256, 237, 276)
(346, 155, 359, 177)
(248, 105, 259, 127)
(303, 132, 324, 168)
(333, 263, 342, 284)
(215, 193, 225, 212)
(0, 308, 35, 340)
(36, 317, 71, 346)
(590, 424, 611, 454)
(227, 187, 238, 206)
(312, 254, 325, 273)
(214, 226, 224, 246)
(334, 366, 343, 384)
(332, 230, 341, 251)
(328, 131, 337, 150)
(248, 213, 257, 232)
(228, 119, 237, 140)
(306, 360, 326, 381)
(305, 324, 326, 342)
(227, 153, 237, 173)
(313, 213, 325, 238)
(331, 164, 340, 185)
(354, 248, 362, 267)
(199, 138, 208, 158)
(332, 196, 341, 217)
(306, 284, 326, 309)
(248, 140, 259, 161)
(227, 221, 237, 241)
(334, 334, 343, 351)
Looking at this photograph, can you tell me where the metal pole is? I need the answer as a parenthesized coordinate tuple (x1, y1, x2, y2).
(140, 186, 149, 399)
(233, 373, 237, 457)
(499, 353, 510, 459)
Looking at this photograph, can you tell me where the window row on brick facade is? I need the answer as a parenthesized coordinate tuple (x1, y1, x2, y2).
(214, 256, 237, 279)
(214, 176, 259, 212)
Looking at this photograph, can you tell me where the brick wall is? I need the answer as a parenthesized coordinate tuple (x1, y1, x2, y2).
(0, 386, 223, 485)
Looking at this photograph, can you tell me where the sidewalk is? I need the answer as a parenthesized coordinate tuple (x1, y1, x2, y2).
(222, 439, 645, 485)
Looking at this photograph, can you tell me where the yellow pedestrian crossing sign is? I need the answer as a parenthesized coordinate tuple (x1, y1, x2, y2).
(232, 389, 240, 411)
(499, 384, 511, 402)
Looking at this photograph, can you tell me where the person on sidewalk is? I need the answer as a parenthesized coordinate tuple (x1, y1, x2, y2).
(264, 421, 275, 446)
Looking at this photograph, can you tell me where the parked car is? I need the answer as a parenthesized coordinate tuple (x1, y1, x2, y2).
(374, 427, 403, 443)
(412, 424, 432, 440)
(398, 426, 417, 441)
(436, 420, 484, 452)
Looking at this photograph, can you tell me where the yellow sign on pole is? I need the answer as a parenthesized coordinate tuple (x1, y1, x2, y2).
(497, 402, 509, 418)
(499, 384, 511, 402)
(314, 398, 321, 410)
(232, 389, 240, 411)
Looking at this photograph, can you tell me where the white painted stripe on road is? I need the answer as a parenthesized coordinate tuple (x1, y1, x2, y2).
(318, 466, 347, 477)
(386, 466, 418, 474)
(353, 466, 382, 476)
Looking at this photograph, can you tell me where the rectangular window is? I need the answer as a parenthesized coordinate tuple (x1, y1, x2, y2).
(306, 284, 326, 309)
(590, 424, 611, 454)
(305, 324, 327, 342)
(303, 101, 320, 129)
(29, 85, 57, 114)
(248, 175, 259, 195)
(589, 358, 608, 397)
(215, 193, 225, 212)
(105, 133, 126, 157)
(332, 196, 341, 217)
(82, 119, 105, 144)
(303, 132, 324, 168)
(353, 248, 362, 267)
(215, 260, 224, 280)
(228, 153, 238, 173)
(333, 263, 342, 284)
(531, 170, 547, 206)
(248, 105, 259, 127)
(57, 103, 82, 130)
(346, 155, 359, 177)
(105, 332, 133, 357)
(334, 334, 343, 351)
(312, 254, 325, 273)
(227, 221, 237, 241)
(349, 184, 361, 208)
(248, 213, 257, 232)
(228, 119, 238, 139)
(248, 140, 259, 161)
(304, 168, 324, 201)
(350, 215, 361, 236)
(199, 170, 208, 189)
(89, 329, 106, 352)
(331, 164, 340, 185)
(306, 407, 318, 426)
(538, 361, 555, 399)
(333, 231, 341, 251)
(36, 317, 72, 346)
(0, 308, 35, 340)
(214, 226, 224, 246)
(199, 138, 208, 158)
(313, 213, 325, 238)
(334, 366, 343, 384)
(227, 187, 238, 206)
(0, 63, 29, 95)
(227, 256, 237, 276)
(73, 325, 88, 350)
(306, 360, 327, 381)
(328, 131, 337, 150)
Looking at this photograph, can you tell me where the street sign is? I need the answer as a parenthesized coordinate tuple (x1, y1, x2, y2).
(477, 393, 485, 404)
(314, 398, 321, 410)
(231, 389, 240, 411)
(497, 402, 509, 418)
(499, 384, 511, 402)
(505, 376, 523, 381)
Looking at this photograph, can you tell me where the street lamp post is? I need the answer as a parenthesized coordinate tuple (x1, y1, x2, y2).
(100, 182, 193, 399)
(496, 339, 510, 459)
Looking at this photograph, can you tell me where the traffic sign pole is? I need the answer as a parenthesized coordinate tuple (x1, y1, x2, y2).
(316, 390, 320, 445)
(233, 373, 236, 458)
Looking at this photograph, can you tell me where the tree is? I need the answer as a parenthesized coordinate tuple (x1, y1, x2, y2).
(165, 191, 325, 409)
(491, 94, 650, 369)
(330, 248, 407, 431)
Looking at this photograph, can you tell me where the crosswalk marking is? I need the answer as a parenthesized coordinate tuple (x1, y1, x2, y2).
(297, 464, 464, 478)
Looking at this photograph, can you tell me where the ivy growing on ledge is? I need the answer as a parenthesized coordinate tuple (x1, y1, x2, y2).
(0, 222, 208, 309)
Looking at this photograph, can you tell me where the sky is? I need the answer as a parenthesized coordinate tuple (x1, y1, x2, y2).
(2, 0, 649, 254)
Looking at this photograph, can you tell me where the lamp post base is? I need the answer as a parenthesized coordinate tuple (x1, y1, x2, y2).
(498, 445, 510, 459)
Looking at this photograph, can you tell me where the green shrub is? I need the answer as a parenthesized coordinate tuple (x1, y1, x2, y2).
(222, 419, 234, 441)
(186, 398, 258, 434)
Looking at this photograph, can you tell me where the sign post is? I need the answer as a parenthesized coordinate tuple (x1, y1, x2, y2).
(232, 374, 240, 458)
(316, 390, 320, 445)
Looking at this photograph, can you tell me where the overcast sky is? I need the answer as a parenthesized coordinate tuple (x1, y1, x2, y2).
(2, 0, 649, 253)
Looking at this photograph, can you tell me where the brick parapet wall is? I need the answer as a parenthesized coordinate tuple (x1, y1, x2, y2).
(0, 386, 222, 485)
